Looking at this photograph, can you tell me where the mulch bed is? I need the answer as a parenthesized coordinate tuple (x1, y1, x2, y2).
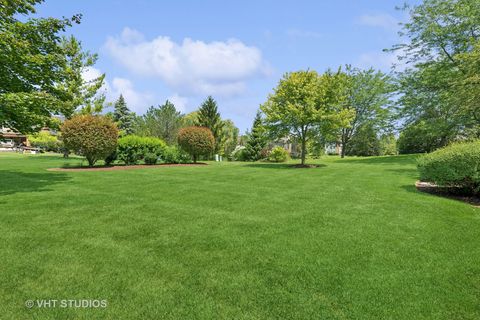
(415, 181, 480, 207)
(289, 164, 323, 168)
(48, 163, 208, 172)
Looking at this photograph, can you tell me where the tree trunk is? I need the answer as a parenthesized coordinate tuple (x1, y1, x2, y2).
(301, 136, 307, 165)
(341, 130, 347, 158)
(87, 156, 95, 167)
(193, 154, 197, 163)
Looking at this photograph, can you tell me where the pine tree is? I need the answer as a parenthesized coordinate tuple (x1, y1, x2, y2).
(244, 111, 267, 161)
(196, 96, 224, 154)
(113, 95, 134, 135)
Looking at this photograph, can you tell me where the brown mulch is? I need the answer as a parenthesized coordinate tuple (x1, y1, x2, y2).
(289, 164, 323, 168)
(48, 163, 208, 172)
(415, 181, 480, 207)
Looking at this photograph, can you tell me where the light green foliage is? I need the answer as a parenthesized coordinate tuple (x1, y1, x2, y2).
(418, 140, 480, 194)
(134, 100, 183, 144)
(220, 119, 239, 157)
(58, 36, 106, 116)
(394, 0, 480, 149)
(268, 146, 289, 162)
(161, 145, 191, 164)
(117, 135, 166, 165)
(230, 145, 247, 161)
(27, 131, 60, 152)
(261, 70, 353, 165)
(379, 133, 397, 156)
(0, 0, 82, 133)
(338, 66, 393, 158)
(196, 96, 224, 154)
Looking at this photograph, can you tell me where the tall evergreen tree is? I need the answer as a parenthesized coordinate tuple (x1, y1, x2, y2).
(134, 100, 183, 144)
(244, 111, 267, 161)
(196, 96, 224, 154)
(113, 95, 134, 135)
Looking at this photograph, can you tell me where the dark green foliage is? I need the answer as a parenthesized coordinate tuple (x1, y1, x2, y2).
(221, 119, 239, 157)
(345, 123, 380, 157)
(418, 140, 480, 194)
(268, 146, 289, 163)
(230, 146, 248, 161)
(244, 111, 267, 161)
(398, 121, 445, 154)
(117, 135, 166, 165)
(197, 96, 224, 154)
(144, 153, 158, 165)
(177, 126, 215, 163)
(162, 145, 191, 164)
(104, 151, 117, 166)
(113, 95, 135, 135)
(134, 100, 183, 144)
(61, 115, 118, 166)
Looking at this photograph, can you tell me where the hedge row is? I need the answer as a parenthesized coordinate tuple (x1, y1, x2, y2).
(417, 140, 480, 194)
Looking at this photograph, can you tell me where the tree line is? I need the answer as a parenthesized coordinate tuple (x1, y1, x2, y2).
(1, 0, 479, 163)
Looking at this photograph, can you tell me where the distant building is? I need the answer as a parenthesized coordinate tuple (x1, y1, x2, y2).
(0, 126, 27, 147)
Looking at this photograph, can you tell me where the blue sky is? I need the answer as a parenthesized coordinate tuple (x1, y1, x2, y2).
(35, 0, 416, 133)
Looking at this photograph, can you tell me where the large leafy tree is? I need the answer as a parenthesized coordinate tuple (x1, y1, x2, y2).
(196, 96, 224, 154)
(134, 100, 183, 144)
(58, 36, 106, 117)
(392, 0, 480, 147)
(0, 0, 83, 133)
(338, 66, 393, 158)
(261, 70, 353, 165)
(113, 95, 135, 135)
(244, 111, 267, 161)
(221, 119, 239, 157)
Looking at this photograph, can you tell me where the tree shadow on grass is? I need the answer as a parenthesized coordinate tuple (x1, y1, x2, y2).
(0, 170, 71, 197)
(244, 163, 327, 169)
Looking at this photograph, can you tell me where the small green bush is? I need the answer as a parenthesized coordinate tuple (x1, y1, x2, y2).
(230, 145, 247, 161)
(117, 135, 166, 165)
(268, 146, 289, 163)
(28, 131, 60, 152)
(144, 153, 158, 165)
(417, 140, 480, 194)
(162, 146, 191, 164)
(177, 126, 215, 163)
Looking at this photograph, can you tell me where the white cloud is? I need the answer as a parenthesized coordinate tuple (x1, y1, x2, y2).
(103, 28, 268, 97)
(286, 28, 322, 39)
(82, 67, 153, 114)
(358, 13, 398, 30)
(110, 77, 154, 113)
(167, 93, 188, 113)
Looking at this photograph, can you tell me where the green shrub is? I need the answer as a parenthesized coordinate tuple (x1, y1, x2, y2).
(162, 146, 191, 164)
(268, 146, 289, 163)
(230, 145, 247, 161)
(177, 126, 215, 163)
(28, 131, 60, 152)
(417, 140, 480, 194)
(117, 135, 166, 165)
(144, 153, 158, 165)
(61, 115, 118, 167)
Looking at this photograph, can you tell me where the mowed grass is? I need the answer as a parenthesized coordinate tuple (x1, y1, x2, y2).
(0, 153, 479, 320)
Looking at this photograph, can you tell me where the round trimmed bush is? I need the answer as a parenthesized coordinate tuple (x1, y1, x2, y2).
(177, 126, 215, 163)
(162, 146, 191, 164)
(268, 146, 289, 163)
(417, 140, 480, 194)
(61, 115, 118, 166)
(117, 135, 166, 165)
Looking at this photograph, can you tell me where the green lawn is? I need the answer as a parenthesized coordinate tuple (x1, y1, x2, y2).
(1, 153, 479, 319)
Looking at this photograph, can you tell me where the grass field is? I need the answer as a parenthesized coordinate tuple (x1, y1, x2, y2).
(1, 153, 479, 319)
